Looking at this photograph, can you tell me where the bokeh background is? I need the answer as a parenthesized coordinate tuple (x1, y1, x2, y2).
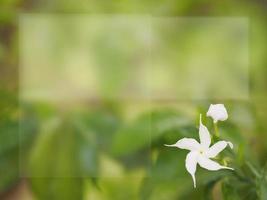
(1, 1, 267, 200)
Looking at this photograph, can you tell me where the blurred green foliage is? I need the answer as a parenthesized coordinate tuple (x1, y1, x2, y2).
(1, 0, 267, 200)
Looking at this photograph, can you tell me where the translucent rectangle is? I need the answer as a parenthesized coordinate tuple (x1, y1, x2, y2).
(146, 17, 249, 100)
(19, 15, 152, 102)
(19, 15, 249, 178)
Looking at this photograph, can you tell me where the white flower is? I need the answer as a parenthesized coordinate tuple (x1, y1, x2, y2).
(165, 115, 233, 188)
(207, 104, 228, 123)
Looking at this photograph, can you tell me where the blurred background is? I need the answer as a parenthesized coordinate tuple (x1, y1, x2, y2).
(1, 0, 267, 200)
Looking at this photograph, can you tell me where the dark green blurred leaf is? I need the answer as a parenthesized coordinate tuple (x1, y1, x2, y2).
(0, 148, 18, 193)
(112, 113, 150, 156)
(222, 180, 241, 200)
(29, 118, 99, 200)
(112, 109, 191, 156)
(140, 148, 189, 200)
(0, 114, 37, 192)
(221, 175, 257, 200)
(76, 108, 121, 152)
(31, 177, 84, 200)
(0, 120, 18, 156)
(256, 167, 267, 200)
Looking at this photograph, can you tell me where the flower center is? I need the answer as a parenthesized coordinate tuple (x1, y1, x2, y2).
(199, 150, 204, 154)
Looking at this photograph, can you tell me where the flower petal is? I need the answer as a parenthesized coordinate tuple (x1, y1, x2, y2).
(185, 151, 199, 188)
(199, 114, 211, 148)
(165, 138, 200, 151)
(206, 141, 234, 158)
(198, 155, 233, 171)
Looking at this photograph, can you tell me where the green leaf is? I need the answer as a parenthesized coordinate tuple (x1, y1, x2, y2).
(30, 177, 84, 200)
(112, 109, 190, 156)
(0, 120, 18, 156)
(0, 148, 18, 193)
(221, 175, 257, 200)
(29, 118, 99, 200)
(140, 149, 188, 200)
(0, 91, 38, 192)
(221, 180, 241, 200)
(256, 168, 267, 200)
(76, 108, 121, 152)
(112, 114, 150, 156)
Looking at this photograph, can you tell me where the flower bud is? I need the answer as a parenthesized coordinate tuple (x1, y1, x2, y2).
(207, 104, 228, 123)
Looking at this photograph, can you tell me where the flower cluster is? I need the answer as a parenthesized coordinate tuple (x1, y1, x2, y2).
(165, 104, 233, 188)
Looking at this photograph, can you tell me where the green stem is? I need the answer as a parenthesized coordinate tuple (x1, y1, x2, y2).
(245, 161, 261, 178)
(214, 122, 219, 137)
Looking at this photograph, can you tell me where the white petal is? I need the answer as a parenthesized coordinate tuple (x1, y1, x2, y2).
(206, 141, 234, 158)
(198, 155, 233, 171)
(207, 104, 228, 123)
(227, 141, 234, 149)
(185, 151, 199, 188)
(199, 114, 211, 148)
(164, 138, 200, 151)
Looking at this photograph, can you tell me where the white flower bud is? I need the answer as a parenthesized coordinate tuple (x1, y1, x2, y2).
(206, 104, 228, 123)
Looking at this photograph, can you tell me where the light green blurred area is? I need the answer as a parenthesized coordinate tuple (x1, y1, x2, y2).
(1, 0, 267, 200)
(20, 16, 249, 101)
